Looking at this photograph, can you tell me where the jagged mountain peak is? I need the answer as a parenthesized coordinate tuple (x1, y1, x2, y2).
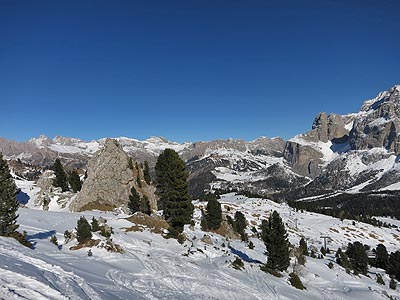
(360, 84, 400, 113)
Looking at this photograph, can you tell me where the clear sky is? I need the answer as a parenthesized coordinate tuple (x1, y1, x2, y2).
(1, 0, 399, 143)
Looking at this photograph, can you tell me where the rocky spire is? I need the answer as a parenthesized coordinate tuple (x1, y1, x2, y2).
(70, 139, 157, 212)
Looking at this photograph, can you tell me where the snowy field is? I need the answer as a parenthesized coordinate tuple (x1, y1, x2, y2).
(1, 181, 399, 299)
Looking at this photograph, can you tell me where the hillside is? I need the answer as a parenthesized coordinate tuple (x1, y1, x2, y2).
(1, 178, 398, 300)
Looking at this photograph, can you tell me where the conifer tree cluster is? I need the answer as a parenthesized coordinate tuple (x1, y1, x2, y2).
(0, 153, 19, 236)
(346, 241, 369, 275)
(234, 211, 248, 241)
(155, 149, 193, 233)
(52, 159, 68, 192)
(261, 210, 290, 271)
(128, 187, 150, 215)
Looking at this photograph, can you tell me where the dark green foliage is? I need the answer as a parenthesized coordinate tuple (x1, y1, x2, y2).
(68, 170, 82, 193)
(346, 241, 369, 275)
(336, 249, 351, 270)
(289, 272, 306, 290)
(155, 149, 193, 232)
(50, 235, 58, 246)
(327, 261, 334, 269)
(389, 277, 397, 290)
(200, 209, 208, 231)
(76, 216, 92, 244)
(141, 195, 151, 215)
(205, 194, 222, 230)
(100, 226, 111, 238)
(376, 273, 385, 285)
(52, 159, 68, 192)
(388, 251, 400, 281)
(373, 243, 389, 270)
(288, 191, 400, 224)
(299, 238, 308, 256)
(143, 161, 151, 184)
(128, 158, 134, 170)
(0, 153, 19, 236)
(232, 257, 244, 270)
(234, 211, 248, 241)
(261, 210, 290, 271)
(64, 230, 72, 241)
(248, 240, 255, 249)
(320, 246, 326, 256)
(128, 187, 141, 214)
(91, 217, 99, 232)
(136, 176, 142, 188)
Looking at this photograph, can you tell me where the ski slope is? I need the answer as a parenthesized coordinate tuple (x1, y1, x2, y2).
(1, 182, 399, 300)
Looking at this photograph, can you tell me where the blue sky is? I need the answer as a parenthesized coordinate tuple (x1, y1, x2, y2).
(1, 0, 399, 143)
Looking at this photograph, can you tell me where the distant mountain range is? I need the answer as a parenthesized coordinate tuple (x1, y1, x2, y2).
(2, 84, 400, 200)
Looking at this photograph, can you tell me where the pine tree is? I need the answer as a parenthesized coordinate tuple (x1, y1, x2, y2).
(141, 195, 151, 215)
(346, 241, 368, 275)
(388, 251, 400, 281)
(76, 216, 92, 244)
(299, 238, 308, 256)
(0, 153, 19, 236)
(205, 194, 222, 230)
(91, 217, 99, 232)
(128, 187, 141, 214)
(52, 159, 68, 192)
(261, 210, 290, 271)
(234, 211, 248, 241)
(69, 170, 82, 193)
(374, 243, 389, 270)
(155, 149, 193, 232)
(390, 277, 397, 290)
(144, 161, 151, 184)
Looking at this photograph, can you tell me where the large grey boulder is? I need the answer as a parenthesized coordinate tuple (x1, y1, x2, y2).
(70, 139, 157, 212)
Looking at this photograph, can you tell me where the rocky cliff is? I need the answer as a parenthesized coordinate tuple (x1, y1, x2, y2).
(70, 139, 157, 212)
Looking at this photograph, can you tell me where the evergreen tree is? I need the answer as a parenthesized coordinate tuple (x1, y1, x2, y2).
(136, 176, 142, 188)
(205, 194, 222, 230)
(144, 161, 151, 184)
(91, 217, 99, 232)
(336, 249, 351, 270)
(76, 216, 92, 244)
(346, 241, 368, 275)
(0, 153, 19, 236)
(374, 243, 389, 270)
(52, 159, 68, 192)
(155, 149, 193, 232)
(299, 238, 308, 256)
(68, 170, 82, 193)
(388, 251, 400, 281)
(128, 157, 134, 170)
(200, 209, 208, 231)
(128, 187, 141, 214)
(261, 210, 290, 271)
(234, 211, 248, 241)
(390, 277, 397, 290)
(141, 195, 151, 215)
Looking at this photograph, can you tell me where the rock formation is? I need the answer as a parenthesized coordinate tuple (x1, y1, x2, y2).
(350, 85, 400, 153)
(70, 139, 157, 212)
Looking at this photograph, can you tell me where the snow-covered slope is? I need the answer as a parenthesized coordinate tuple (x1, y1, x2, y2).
(3, 181, 399, 300)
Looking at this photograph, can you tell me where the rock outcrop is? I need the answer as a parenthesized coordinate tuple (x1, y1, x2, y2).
(70, 139, 157, 212)
(350, 85, 400, 154)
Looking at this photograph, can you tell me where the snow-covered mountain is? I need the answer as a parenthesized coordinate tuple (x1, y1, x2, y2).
(2, 84, 400, 200)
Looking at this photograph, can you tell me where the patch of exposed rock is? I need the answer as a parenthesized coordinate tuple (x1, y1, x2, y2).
(35, 170, 75, 210)
(70, 139, 157, 212)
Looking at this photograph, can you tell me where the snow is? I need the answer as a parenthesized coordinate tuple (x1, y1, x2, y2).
(382, 182, 400, 191)
(289, 136, 339, 163)
(4, 183, 400, 299)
